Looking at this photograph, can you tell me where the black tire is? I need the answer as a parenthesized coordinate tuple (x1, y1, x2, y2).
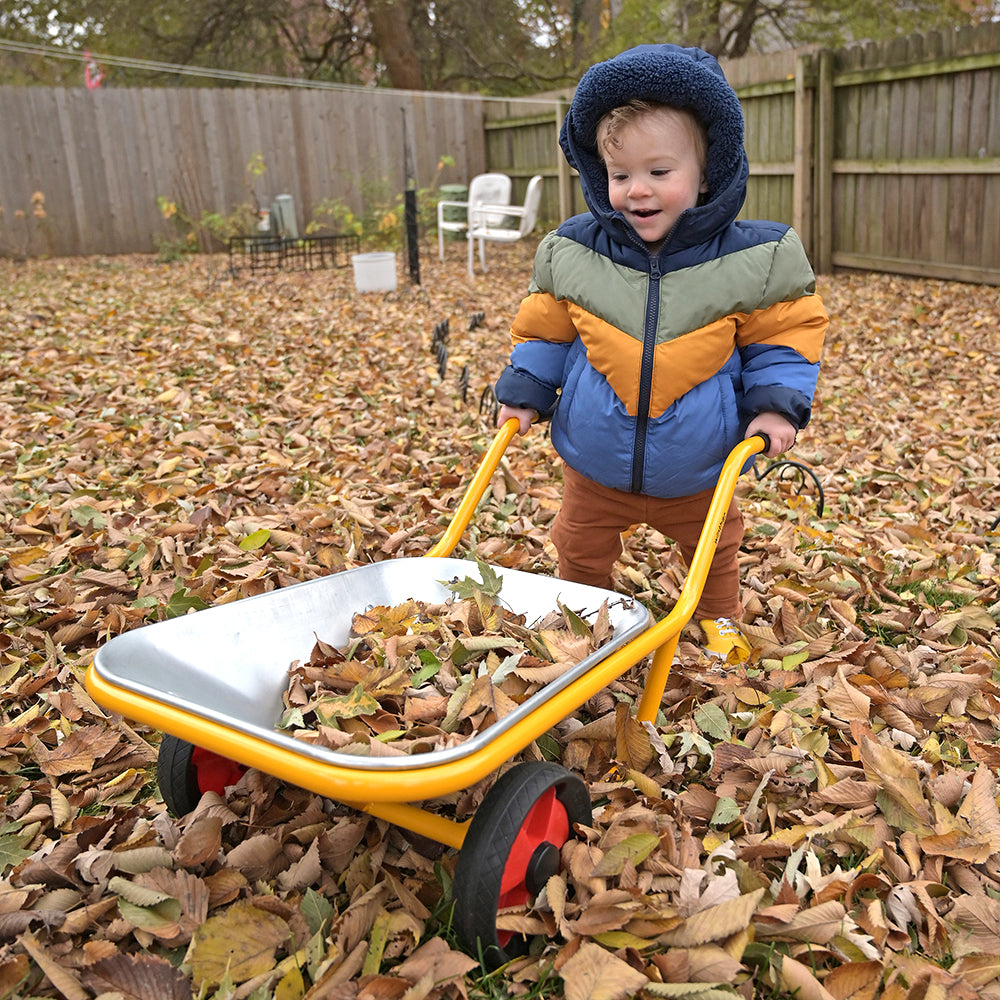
(452, 761, 591, 969)
(156, 734, 246, 816)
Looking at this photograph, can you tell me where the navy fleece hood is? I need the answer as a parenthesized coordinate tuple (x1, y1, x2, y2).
(559, 44, 749, 249)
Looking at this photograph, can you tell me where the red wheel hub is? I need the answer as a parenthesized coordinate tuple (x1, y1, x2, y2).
(496, 788, 569, 944)
(191, 747, 246, 796)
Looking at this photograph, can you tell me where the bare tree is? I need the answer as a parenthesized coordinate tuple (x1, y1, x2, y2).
(2, 0, 992, 92)
(363, 0, 424, 88)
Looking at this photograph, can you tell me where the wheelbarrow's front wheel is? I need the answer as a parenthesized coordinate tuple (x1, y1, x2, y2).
(452, 761, 591, 969)
(157, 734, 247, 816)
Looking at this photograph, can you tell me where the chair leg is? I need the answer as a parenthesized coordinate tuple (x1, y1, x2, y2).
(479, 237, 487, 273)
(467, 233, 474, 276)
(439, 228, 444, 261)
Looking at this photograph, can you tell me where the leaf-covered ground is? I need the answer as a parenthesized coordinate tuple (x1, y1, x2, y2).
(1, 244, 999, 1000)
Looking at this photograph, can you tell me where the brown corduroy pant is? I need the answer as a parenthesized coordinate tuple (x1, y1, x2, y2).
(550, 462, 745, 621)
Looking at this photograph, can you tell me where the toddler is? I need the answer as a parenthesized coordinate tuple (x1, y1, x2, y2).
(495, 43, 828, 663)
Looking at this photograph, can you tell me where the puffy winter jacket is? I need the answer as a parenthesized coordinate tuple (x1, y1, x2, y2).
(495, 43, 827, 497)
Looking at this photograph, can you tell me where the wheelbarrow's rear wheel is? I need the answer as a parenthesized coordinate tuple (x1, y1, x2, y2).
(452, 761, 591, 969)
(157, 734, 246, 816)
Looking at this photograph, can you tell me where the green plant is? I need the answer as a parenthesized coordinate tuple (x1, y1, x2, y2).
(156, 153, 267, 258)
(306, 155, 455, 251)
(0, 190, 50, 260)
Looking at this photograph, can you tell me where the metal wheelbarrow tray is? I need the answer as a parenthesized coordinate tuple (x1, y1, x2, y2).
(85, 422, 768, 968)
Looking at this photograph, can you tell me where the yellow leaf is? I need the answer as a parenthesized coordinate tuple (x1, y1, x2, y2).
(951, 954, 1000, 989)
(642, 986, 740, 999)
(615, 702, 653, 770)
(274, 964, 305, 1000)
(156, 454, 184, 476)
(351, 600, 420, 636)
(8, 546, 49, 566)
(239, 528, 271, 551)
(591, 930, 655, 950)
(628, 769, 663, 798)
(856, 733, 933, 833)
(734, 686, 769, 707)
(49, 785, 74, 829)
(188, 899, 288, 988)
(589, 833, 661, 877)
(313, 685, 381, 726)
(822, 959, 882, 999)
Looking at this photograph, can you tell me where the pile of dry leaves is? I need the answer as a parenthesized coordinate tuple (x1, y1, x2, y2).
(1, 244, 999, 1000)
(280, 571, 614, 756)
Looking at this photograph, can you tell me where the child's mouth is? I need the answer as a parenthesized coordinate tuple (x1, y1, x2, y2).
(633, 209, 659, 219)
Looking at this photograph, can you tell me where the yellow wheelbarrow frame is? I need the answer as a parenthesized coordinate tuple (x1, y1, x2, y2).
(85, 421, 767, 850)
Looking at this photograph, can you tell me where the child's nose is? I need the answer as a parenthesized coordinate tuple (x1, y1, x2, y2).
(628, 177, 652, 198)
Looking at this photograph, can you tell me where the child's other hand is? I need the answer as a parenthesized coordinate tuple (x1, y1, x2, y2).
(746, 412, 797, 457)
(497, 404, 538, 436)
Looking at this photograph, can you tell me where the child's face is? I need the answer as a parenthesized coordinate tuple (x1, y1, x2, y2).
(604, 109, 709, 250)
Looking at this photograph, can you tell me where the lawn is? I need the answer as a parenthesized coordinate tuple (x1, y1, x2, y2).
(1, 244, 999, 1000)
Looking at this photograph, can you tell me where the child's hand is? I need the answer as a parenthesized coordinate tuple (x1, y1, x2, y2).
(746, 412, 797, 457)
(497, 404, 538, 436)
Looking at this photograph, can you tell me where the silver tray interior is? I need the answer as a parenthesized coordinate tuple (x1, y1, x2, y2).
(92, 557, 652, 770)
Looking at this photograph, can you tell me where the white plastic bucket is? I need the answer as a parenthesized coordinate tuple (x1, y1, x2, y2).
(352, 252, 397, 292)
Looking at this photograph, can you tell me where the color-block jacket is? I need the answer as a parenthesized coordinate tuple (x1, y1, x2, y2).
(494, 43, 828, 497)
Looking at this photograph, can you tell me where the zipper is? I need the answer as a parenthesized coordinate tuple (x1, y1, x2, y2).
(620, 207, 690, 493)
(630, 255, 661, 492)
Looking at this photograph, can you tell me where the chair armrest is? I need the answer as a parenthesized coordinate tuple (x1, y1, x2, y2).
(470, 202, 524, 227)
(438, 201, 469, 229)
(474, 201, 522, 215)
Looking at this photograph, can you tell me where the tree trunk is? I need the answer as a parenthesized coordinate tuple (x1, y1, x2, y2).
(726, 0, 761, 58)
(365, 0, 424, 89)
(572, 0, 605, 67)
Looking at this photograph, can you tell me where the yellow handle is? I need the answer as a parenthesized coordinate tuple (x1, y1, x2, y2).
(635, 433, 769, 720)
(425, 418, 519, 558)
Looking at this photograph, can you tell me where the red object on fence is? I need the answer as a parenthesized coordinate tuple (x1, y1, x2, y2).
(84, 51, 105, 90)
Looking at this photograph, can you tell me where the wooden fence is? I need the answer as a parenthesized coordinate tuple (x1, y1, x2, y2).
(2, 21, 999, 283)
(0, 84, 491, 257)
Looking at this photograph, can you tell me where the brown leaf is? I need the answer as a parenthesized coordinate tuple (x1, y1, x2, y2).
(19, 931, 87, 1000)
(558, 941, 650, 1000)
(32, 725, 123, 776)
(393, 937, 479, 985)
(173, 814, 224, 867)
(778, 954, 837, 1000)
(84, 952, 193, 1000)
(659, 889, 765, 947)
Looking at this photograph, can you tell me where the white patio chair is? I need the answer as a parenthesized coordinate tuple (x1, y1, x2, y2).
(467, 175, 543, 275)
(436, 173, 512, 260)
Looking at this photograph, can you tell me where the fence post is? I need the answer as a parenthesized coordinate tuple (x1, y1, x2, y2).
(793, 53, 815, 258)
(815, 49, 835, 273)
(556, 96, 573, 222)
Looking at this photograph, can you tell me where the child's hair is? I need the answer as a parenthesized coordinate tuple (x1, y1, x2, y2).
(596, 100, 708, 168)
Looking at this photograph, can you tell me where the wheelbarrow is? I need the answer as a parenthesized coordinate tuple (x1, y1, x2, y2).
(85, 420, 770, 969)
